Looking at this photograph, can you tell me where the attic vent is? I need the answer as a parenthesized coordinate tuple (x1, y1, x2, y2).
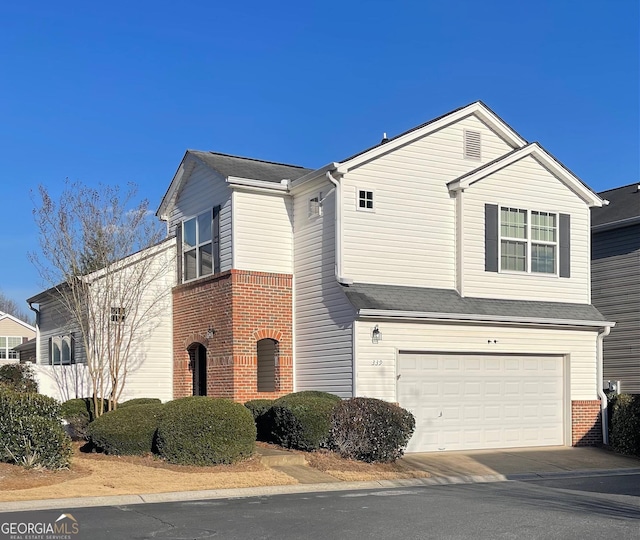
(464, 129, 481, 160)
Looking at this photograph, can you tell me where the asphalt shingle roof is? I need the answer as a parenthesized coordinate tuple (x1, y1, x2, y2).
(592, 183, 640, 227)
(189, 151, 313, 183)
(342, 283, 606, 323)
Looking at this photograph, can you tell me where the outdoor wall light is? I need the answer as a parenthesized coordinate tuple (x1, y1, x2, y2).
(205, 326, 215, 339)
(372, 325, 382, 344)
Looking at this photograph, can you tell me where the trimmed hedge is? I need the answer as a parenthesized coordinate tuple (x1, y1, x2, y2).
(0, 388, 71, 469)
(0, 363, 38, 393)
(610, 394, 640, 456)
(87, 403, 165, 455)
(268, 392, 341, 451)
(156, 397, 256, 465)
(119, 398, 162, 409)
(329, 397, 415, 463)
(244, 399, 274, 442)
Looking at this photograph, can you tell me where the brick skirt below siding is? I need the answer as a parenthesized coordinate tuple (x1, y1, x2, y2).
(571, 400, 602, 446)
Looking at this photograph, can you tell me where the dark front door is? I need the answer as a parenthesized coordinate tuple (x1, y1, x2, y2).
(192, 344, 207, 396)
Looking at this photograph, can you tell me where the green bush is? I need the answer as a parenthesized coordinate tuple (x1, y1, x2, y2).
(119, 398, 162, 408)
(87, 403, 165, 455)
(0, 363, 38, 393)
(156, 397, 256, 465)
(244, 399, 274, 441)
(329, 397, 415, 463)
(0, 388, 71, 469)
(610, 394, 640, 456)
(268, 392, 341, 451)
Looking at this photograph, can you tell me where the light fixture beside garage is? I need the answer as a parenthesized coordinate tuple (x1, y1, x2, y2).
(372, 325, 382, 344)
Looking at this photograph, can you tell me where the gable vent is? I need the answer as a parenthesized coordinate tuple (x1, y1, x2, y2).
(464, 129, 481, 160)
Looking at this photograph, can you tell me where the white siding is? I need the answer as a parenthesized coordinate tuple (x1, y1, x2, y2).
(293, 178, 356, 397)
(168, 161, 233, 272)
(463, 155, 591, 303)
(34, 243, 175, 403)
(341, 115, 515, 288)
(355, 320, 598, 402)
(233, 190, 293, 274)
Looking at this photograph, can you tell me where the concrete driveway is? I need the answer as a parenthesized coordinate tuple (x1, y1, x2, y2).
(400, 446, 640, 480)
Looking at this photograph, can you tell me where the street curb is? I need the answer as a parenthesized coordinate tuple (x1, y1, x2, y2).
(2, 468, 639, 514)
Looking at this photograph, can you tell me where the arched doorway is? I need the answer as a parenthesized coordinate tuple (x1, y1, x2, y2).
(189, 344, 207, 396)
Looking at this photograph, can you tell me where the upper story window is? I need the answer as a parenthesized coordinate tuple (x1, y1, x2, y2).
(182, 207, 220, 282)
(110, 307, 126, 323)
(49, 335, 75, 365)
(500, 207, 557, 274)
(0, 336, 22, 360)
(358, 190, 374, 211)
(308, 192, 323, 218)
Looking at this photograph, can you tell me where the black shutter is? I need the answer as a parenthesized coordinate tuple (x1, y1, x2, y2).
(485, 204, 499, 272)
(559, 213, 570, 278)
(48, 337, 52, 365)
(70, 335, 76, 365)
(213, 205, 221, 274)
(176, 225, 183, 284)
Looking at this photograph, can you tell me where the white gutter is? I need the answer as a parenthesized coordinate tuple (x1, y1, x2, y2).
(597, 325, 612, 445)
(226, 176, 290, 192)
(326, 171, 352, 284)
(358, 308, 615, 329)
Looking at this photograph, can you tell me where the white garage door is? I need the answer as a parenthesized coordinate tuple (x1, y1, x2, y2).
(398, 353, 564, 452)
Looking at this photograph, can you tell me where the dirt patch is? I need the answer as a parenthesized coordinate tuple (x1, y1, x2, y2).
(0, 443, 429, 502)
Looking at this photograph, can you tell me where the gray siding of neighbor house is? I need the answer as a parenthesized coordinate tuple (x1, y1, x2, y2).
(592, 223, 640, 394)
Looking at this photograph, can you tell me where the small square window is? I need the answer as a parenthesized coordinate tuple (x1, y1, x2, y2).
(111, 307, 126, 323)
(308, 192, 322, 218)
(358, 190, 374, 211)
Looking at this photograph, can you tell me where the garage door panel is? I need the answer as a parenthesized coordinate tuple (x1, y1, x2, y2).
(399, 353, 564, 452)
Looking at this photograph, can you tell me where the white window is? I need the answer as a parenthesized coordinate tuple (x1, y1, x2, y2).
(49, 335, 75, 365)
(183, 209, 213, 281)
(500, 207, 557, 274)
(0, 336, 22, 360)
(357, 189, 374, 211)
(111, 307, 126, 323)
(308, 192, 322, 218)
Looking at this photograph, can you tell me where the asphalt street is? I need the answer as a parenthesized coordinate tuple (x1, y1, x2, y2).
(1, 474, 638, 540)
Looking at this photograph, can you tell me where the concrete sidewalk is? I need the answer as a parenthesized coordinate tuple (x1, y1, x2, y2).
(1, 446, 639, 513)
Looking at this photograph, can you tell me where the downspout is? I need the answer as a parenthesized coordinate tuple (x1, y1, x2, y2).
(28, 301, 40, 364)
(326, 171, 352, 284)
(597, 325, 612, 445)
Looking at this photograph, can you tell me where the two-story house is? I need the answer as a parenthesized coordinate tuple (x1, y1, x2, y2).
(158, 101, 611, 452)
(0, 311, 35, 365)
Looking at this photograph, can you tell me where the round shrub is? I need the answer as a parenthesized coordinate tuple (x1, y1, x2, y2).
(87, 403, 165, 455)
(0, 363, 38, 393)
(329, 397, 415, 463)
(156, 397, 256, 465)
(119, 398, 162, 409)
(610, 394, 640, 456)
(0, 389, 71, 469)
(244, 399, 274, 442)
(268, 393, 341, 451)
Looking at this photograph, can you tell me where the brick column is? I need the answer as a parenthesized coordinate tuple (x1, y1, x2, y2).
(571, 400, 602, 446)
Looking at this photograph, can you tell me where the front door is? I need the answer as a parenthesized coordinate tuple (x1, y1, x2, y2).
(191, 344, 207, 396)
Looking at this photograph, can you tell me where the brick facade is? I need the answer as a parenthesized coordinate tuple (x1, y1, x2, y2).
(172, 269, 293, 402)
(571, 400, 602, 446)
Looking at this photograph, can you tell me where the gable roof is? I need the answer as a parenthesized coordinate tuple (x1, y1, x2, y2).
(334, 101, 528, 175)
(447, 142, 604, 207)
(157, 151, 312, 219)
(592, 183, 640, 230)
(0, 312, 36, 333)
(342, 283, 609, 327)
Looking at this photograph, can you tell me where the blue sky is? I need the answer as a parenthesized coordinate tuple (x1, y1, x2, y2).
(1, 0, 638, 307)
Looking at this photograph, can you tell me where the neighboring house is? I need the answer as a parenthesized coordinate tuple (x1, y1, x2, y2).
(158, 101, 611, 452)
(0, 312, 35, 365)
(591, 183, 640, 394)
(27, 239, 175, 403)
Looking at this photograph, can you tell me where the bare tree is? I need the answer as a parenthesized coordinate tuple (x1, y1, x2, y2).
(0, 290, 34, 324)
(30, 180, 172, 416)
